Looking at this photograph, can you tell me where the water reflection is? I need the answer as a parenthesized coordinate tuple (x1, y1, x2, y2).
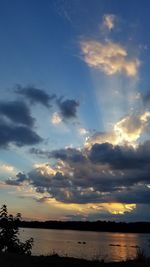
(107, 233, 139, 261)
(20, 228, 150, 262)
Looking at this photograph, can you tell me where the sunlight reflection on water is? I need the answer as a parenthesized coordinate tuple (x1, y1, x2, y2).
(20, 228, 150, 262)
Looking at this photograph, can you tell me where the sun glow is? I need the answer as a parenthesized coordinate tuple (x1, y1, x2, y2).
(44, 198, 136, 216)
(114, 111, 150, 145)
(103, 203, 136, 215)
(33, 163, 57, 176)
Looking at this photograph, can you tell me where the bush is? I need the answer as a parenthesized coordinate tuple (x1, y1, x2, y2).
(135, 247, 146, 262)
(0, 204, 33, 255)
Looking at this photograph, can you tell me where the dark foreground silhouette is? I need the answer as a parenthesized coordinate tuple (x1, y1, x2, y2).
(0, 253, 150, 267)
(0, 204, 33, 254)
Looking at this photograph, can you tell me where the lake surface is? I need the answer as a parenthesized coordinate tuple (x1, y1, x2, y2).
(20, 228, 150, 262)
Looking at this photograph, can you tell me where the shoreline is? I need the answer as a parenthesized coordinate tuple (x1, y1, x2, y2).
(0, 253, 150, 267)
(19, 225, 150, 234)
(17, 221, 150, 234)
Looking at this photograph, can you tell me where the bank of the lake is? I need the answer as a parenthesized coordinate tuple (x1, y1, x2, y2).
(0, 253, 150, 267)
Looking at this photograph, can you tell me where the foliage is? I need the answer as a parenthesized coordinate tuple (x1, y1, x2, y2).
(0, 204, 33, 255)
(134, 247, 146, 262)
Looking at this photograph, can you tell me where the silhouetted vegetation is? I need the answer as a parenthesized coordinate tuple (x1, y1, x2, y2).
(14, 219, 150, 233)
(0, 204, 33, 255)
(0, 253, 150, 267)
(134, 248, 146, 262)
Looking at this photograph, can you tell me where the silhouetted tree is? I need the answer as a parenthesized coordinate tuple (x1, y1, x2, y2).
(0, 204, 33, 255)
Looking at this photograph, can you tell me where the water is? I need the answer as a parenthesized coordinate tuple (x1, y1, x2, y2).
(20, 228, 150, 262)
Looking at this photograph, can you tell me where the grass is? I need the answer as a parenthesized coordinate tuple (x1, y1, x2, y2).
(134, 248, 146, 262)
(0, 252, 150, 267)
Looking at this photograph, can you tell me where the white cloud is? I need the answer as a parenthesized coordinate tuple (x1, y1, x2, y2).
(103, 14, 116, 31)
(85, 132, 118, 148)
(85, 111, 150, 148)
(78, 127, 89, 136)
(33, 163, 57, 176)
(114, 111, 150, 144)
(81, 40, 140, 77)
(0, 162, 16, 174)
(51, 112, 62, 124)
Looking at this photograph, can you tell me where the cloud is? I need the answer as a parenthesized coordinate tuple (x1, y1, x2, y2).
(102, 14, 116, 31)
(102, 203, 136, 215)
(85, 131, 118, 148)
(22, 107, 150, 206)
(0, 99, 42, 149)
(89, 141, 150, 170)
(5, 172, 28, 186)
(14, 84, 80, 124)
(11, 139, 150, 206)
(0, 101, 34, 127)
(0, 163, 16, 174)
(57, 98, 79, 120)
(51, 112, 62, 124)
(25, 161, 150, 205)
(51, 147, 86, 163)
(0, 120, 42, 148)
(29, 148, 51, 158)
(33, 163, 56, 176)
(80, 40, 140, 76)
(78, 128, 89, 136)
(86, 111, 150, 148)
(112, 184, 150, 205)
(15, 85, 56, 108)
(114, 111, 150, 143)
(3, 87, 150, 209)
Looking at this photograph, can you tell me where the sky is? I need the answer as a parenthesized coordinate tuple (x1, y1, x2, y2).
(1, 0, 150, 221)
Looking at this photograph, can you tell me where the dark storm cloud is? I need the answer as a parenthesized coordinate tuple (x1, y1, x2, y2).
(32, 141, 150, 170)
(57, 97, 79, 119)
(14, 85, 80, 120)
(6, 172, 28, 186)
(112, 185, 150, 204)
(51, 148, 86, 163)
(15, 85, 56, 108)
(0, 121, 42, 148)
(29, 168, 70, 189)
(30, 147, 86, 163)
(0, 101, 34, 127)
(29, 148, 51, 158)
(5, 140, 150, 205)
(22, 141, 150, 204)
(25, 166, 150, 204)
(89, 141, 150, 169)
(23, 164, 150, 204)
(0, 99, 42, 148)
(6, 164, 150, 205)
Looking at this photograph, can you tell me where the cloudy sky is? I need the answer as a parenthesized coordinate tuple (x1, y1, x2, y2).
(1, 0, 150, 221)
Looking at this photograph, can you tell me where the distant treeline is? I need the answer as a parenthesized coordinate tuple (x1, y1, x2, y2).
(9, 220, 150, 233)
